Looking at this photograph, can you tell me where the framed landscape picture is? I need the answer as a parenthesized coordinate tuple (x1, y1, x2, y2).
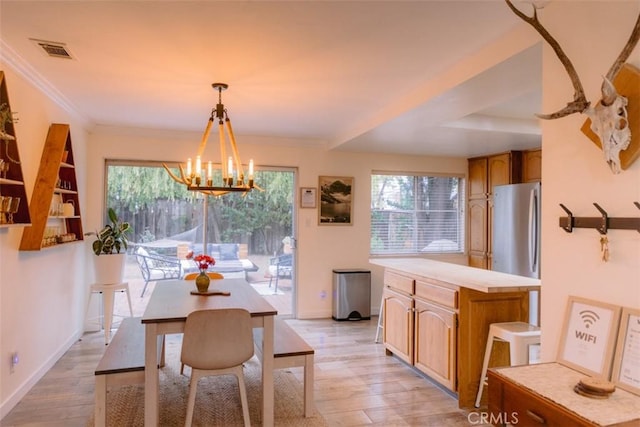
(318, 176, 353, 225)
(612, 307, 640, 395)
(557, 296, 621, 378)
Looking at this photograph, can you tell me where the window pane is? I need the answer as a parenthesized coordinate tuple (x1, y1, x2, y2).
(371, 175, 414, 210)
(371, 173, 464, 255)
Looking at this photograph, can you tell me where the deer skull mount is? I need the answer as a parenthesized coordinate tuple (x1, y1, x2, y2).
(585, 80, 630, 174)
(505, 0, 640, 174)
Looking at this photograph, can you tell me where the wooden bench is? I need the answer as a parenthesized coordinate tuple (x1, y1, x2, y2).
(94, 317, 164, 427)
(253, 318, 315, 417)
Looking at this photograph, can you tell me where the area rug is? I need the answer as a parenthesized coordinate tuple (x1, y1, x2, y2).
(87, 336, 326, 426)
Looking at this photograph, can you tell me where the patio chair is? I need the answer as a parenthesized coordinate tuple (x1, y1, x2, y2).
(135, 246, 182, 297)
(268, 253, 292, 293)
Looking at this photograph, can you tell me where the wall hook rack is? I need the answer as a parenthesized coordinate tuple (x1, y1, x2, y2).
(559, 202, 640, 234)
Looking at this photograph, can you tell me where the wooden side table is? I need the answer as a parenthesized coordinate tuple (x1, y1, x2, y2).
(488, 362, 640, 427)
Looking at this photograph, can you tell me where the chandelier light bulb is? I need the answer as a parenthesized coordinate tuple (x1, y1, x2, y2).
(228, 156, 234, 185)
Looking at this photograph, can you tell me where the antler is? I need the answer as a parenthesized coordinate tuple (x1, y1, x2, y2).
(601, 13, 640, 105)
(505, 0, 590, 119)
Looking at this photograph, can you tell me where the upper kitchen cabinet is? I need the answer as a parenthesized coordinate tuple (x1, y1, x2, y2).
(522, 149, 542, 183)
(468, 157, 488, 200)
(467, 151, 523, 269)
(0, 71, 31, 228)
(488, 152, 521, 190)
(20, 124, 83, 250)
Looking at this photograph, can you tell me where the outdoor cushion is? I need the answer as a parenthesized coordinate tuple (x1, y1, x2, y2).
(189, 243, 238, 261)
(136, 246, 152, 265)
(219, 244, 239, 261)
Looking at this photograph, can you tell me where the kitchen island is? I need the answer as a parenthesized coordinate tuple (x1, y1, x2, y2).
(369, 258, 541, 408)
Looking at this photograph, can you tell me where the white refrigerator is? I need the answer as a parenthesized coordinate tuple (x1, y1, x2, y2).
(492, 182, 541, 325)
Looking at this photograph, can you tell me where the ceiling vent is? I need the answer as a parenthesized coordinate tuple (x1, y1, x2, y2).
(30, 39, 74, 59)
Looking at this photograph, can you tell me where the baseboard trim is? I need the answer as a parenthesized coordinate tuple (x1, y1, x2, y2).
(0, 329, 82, 419)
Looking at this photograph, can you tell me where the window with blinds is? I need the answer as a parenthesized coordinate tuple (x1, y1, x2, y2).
(370, 173, 465, 255)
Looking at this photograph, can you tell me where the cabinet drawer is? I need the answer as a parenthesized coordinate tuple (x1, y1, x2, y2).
(501, 378, 592, 427)
(415, 280, 458, 309)
(384, 270, 414, 294)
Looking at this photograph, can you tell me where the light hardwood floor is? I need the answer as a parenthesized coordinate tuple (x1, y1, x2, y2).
(2, 279, 488, 426)
(2, 318, 488, 426)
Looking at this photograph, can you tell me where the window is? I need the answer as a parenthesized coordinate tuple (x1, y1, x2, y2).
(370, 173, 465, 255)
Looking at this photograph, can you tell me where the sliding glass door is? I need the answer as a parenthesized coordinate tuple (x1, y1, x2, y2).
(105, 160, 296, 316)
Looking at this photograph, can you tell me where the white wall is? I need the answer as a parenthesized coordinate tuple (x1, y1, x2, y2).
(85, 126, 467, 319)
(0, 65, 90, 416)
(538, 2, 640, 361)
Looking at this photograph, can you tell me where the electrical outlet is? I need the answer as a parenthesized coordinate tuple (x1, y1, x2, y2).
(10, 352, 18, 373)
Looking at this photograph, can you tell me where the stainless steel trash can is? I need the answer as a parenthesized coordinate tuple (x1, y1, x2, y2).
(332, 269, 371, 320)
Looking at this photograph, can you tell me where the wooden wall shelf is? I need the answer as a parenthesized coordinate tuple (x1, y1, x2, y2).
(20, 123, 83, 250)
(0, 71, 31, 227)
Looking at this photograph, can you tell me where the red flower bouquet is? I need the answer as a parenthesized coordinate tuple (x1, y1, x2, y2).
(186, 251, 216, 272)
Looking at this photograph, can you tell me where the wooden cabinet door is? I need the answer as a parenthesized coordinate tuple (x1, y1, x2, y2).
(522, 149, 542, 183)
(383, 287, 413, 365)
(488, 152, 520, 194)
(468, 198, 487, 269)
(414, 299, 457, 391)
(487, 153, 510, 193)
(467, 157, 487, 200)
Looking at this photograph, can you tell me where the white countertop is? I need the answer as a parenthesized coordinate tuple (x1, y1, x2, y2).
(369, 258, 541, 293)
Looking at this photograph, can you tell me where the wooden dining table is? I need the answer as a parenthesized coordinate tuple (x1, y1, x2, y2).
(141, 278, 277, 426)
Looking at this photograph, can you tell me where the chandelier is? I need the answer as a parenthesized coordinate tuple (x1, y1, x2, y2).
(163, 83, 257, 196)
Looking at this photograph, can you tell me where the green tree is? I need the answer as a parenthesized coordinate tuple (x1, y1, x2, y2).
(211, 170, 293, 254)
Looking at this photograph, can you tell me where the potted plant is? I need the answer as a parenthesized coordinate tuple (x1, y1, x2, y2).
(86, 208, 132, 284)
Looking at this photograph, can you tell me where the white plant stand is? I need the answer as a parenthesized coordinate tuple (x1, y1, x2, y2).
(85, 282, 133, 345)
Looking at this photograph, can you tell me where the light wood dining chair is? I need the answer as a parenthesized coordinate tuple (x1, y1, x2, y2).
(179, 271, 224, 376)
(181, 308, 254, 427)
(183, 271, 224, 280)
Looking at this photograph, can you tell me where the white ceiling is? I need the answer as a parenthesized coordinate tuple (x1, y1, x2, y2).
(0, 1, 543, 158)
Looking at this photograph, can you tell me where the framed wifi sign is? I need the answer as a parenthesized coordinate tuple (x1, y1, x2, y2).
(558, 296, 622, 378)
